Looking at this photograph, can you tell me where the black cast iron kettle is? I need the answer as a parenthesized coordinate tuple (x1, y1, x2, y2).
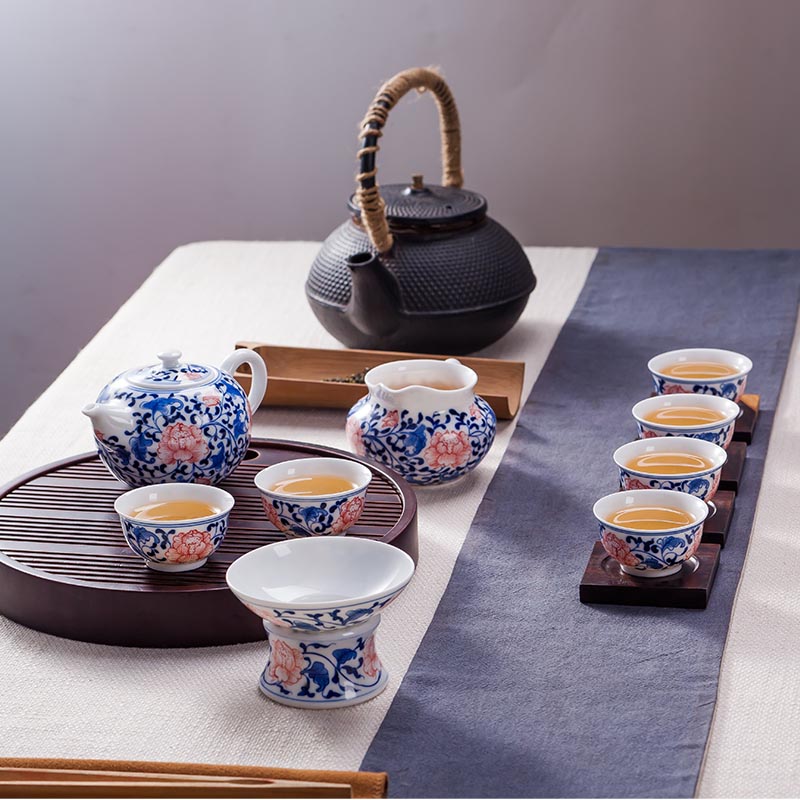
(306, 67, 536, 354)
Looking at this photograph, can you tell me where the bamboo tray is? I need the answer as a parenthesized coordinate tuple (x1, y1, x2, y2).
(0, 439, 417, 648)
(234, 342, 525, 420)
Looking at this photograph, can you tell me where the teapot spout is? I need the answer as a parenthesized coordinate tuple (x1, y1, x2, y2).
(346, 252, 401, 338)
(82, 402, 102, 421)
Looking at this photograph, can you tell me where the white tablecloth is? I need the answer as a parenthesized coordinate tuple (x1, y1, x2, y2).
(0, 242, 796, 797)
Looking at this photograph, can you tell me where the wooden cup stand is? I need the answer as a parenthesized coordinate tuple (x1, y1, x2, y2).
(579, 394, 760, 610)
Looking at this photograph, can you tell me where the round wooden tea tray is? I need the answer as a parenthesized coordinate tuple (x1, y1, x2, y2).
(0, 439, 418, 648)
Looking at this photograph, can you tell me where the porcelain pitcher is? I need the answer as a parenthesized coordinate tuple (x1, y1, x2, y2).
(345, 359, 496, 485)
(83, 349, 267, 487)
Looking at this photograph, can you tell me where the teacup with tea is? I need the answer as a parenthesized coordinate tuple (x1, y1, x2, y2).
(613, 436, 727, 502)
(593, 489, 709, 577)
(114, 483, 235, 571)
(632, 393, 740, 449)
(648, 347, 752, 402)
(254, 456, 372, 537)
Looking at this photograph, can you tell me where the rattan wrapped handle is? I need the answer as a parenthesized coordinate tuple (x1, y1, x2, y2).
(356, 67, 464, 253)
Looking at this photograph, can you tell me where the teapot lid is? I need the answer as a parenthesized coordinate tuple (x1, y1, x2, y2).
(348, 175, 487, 226)
(124, 350, 219, 390)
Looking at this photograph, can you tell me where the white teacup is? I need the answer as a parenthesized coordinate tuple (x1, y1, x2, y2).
(632, 394, 741, 449)
(613, 436, 727, 502)
(648, 347, 752, 402)
(114, 483, 234, 572)
(593, 489, 709, 578)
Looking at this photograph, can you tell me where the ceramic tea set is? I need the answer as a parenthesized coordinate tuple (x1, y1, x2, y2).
(82, 345, 497, 706)
(593, 347, 752, 578)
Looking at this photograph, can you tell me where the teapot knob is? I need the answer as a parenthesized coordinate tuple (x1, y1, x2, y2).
(157, 349, 182, 369)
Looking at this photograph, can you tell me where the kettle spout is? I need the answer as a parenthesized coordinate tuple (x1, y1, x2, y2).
(346, 252, 401, 338)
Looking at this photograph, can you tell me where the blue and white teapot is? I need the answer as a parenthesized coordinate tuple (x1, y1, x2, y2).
(83, 349, 267, 487)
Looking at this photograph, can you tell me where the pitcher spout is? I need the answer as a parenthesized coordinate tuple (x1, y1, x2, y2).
(346, 252, 401, 338)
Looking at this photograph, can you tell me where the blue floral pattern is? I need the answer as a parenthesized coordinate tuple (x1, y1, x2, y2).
(120, 515, 228, 565)
(260, 626, 385, 706)
(618, 467, 721, 502)
(637, 421, 734, 449)
(652, 375, 747, 402)
(93, 372, 251, 487)
(258, 486, 367, 537)
(346, 395, 496, 485)
(598, 521, 703, 574)
(244, 590, 401, 631)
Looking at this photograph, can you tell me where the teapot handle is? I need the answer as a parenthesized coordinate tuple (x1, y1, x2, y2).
(356, 67, 463, 254)
(221, 349, 268, 412)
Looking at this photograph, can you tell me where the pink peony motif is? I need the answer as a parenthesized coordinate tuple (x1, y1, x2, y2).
(422, 429, 472, 470)
(663, 383, 689, 395)
(261, 498, 287, 530)
(331, 495, 365, 533)
(346, 415, 366, 456)
(707, 471, 721, 500)
(381, 410, 399, 429)
(164, 529, 214, 563)
(202, 393, 221, 406)
(469, 402, 481, 419)
(361, 635, 381, 678)
(244, 603, 292, 627)
(601, 530, 639, 567)
(185, 371, 204, 380)
(641, 429, 659, 439)
(267, 639, 304, 686)
(625, 476, 651, 490)
(93, 429, 104, 440)
(156, 422, 209, 465)
(196, 477, 212, 485)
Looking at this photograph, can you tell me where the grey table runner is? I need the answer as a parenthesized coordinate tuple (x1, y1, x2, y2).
(361, 248, 800, 797)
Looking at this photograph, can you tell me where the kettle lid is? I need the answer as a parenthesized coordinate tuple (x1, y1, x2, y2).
(124, 350, 219, 390)
(348, 175, 487, 226)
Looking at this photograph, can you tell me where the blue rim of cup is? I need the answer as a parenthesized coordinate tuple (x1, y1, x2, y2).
(612, 437, 727, 482)
(592, 489, 709, 538)
(113, 484, 235, 525)
(647, 348, 753, 384)
(254, 458, 372, 503)
(631, 396, 740, 432)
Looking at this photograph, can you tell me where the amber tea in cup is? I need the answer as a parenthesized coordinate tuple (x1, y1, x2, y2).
(130, 499, 221, 522)
(660, 361, 739, 380)
(626, 451, 714, 475)
(270, 475, 358, 496)
(643, 406, 727, 427)
(607, 505, 695, 531)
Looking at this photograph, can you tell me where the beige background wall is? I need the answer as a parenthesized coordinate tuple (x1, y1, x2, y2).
(1, 0, 798, 434)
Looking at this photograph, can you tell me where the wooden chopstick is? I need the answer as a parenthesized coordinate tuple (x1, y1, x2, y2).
(0, 767, 308, 785)
(0, 768, 351, 798)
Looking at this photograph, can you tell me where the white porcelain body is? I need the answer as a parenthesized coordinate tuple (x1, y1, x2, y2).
(114, 482, 235, 572)
(648, 347, 752, 402)
(632, 393, 741, 449)
(613, 436, 727, 502)
(254, 457, 372, 537)
(345, 358, 496, 485)
(83, 349, 267, 487)
(593, 489, 709, 578)
(227, 537, 415, 707)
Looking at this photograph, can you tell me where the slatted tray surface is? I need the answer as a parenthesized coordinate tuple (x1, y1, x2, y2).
(0, 440, 418, 647)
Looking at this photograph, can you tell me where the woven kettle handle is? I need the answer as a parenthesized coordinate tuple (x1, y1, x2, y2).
(356, 67, 464, 254)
